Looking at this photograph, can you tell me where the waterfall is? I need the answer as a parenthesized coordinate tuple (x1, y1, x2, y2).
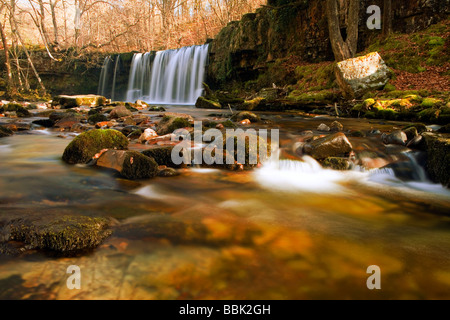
(98, 55, 122, 100)
(126, 44, 209, 105)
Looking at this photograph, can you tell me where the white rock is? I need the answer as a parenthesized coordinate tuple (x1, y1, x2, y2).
(139, 128, 158, 143)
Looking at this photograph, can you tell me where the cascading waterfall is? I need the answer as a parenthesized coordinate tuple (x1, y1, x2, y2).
(98, 55, 122, 100)
(126, 44, 209, 105)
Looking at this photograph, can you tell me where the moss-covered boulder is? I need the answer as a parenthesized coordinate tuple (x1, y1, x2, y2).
(321, 157, 351, 171)
(238, 97, 266, 111)
(62, 129, 129, 164)
(195, 96, 222, 109)
(422, 133, 450, 187)
(3, 215, 112, 255)
(156, 115, 192, 135)
(0, 103, 31, 118)
(96, 150, 159, 180)
(0, 125, 14, 138)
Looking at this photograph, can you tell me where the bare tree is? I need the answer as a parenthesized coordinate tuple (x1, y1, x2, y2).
(326, 0, 360, 62)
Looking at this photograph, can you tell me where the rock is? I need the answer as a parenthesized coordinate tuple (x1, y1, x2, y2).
(403, 127, 419, 141)
(438, 124, 450, 133)
(88, 113, 108, 125)
(49, 112, 69, 122)
(0, 125, 14, 138)
(407, 135, 424, 149)
(96, 149, 159, 180)
(109, 105, 133, 119)
(138, 128, 158, 144)
(330, 121, 344, 132)
(158, 168, 180, 177)
(318, 123, 331, 132)
(238, 98, 266, 111)
(54, 114, 83, 129)
(0, 103, 31, 118)
(422, 133, 450, 187)
(382, 131, 408, 146)
(335, 52, 392, 98)
(304, 132, 353, 160)
(123, 117, 136, 126)
(195, 96, 222, 109)
(258, 88, 282, 101)
(240, 119, 251, 125)
(62, 129, 129, 164)
(402, 123, 428, 134)
(32, 119, 55, 128)
(52, 95, 107, 109)
(95, 121, 113, 129)
(142, 146, 182, 168)
(231, 111, 261, 123)
(321, 157, 351, 171)
(156, 115, 192, 135)
(122, 125, 142, 137)
(136, 100, 149, 108)
(1, 214, 111, 255)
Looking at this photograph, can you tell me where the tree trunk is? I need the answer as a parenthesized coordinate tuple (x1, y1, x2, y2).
(326, 0, 360, 62)
(0, 19, 15, 97)
(382, 0, 392, 37)
(50, 0, 60, 48)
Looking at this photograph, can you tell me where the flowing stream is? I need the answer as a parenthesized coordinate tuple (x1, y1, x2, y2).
(0, 110, 449, 300)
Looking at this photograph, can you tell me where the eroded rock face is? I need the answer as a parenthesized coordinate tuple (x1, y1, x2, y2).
(335, 52, 392, 98)
(304, 133, 353, 160)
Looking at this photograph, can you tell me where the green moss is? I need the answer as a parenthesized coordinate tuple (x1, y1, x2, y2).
(421, 98, 444, 108)
(222, 120, 237, 128)
(378, 108, 398, 120)
(321, 157, 350, 171)
(88, 113, 107, 124)
(402, 123, 428, 134)
(418, 108, 440, 123)
(287, 90, 338, 105)
(157, 116, 192, 135)
(142, 146, 181, 168)
(0, 103, 31, 117)
(239, 97, 266, 111)
(363, 98, 376, 108)
(62, 129, 129, 164)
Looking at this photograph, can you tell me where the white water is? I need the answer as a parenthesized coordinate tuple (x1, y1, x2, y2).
(126, 44, 209, 105)
(98, 55, 121, 100)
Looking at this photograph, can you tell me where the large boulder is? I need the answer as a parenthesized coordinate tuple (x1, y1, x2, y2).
(304, 132, 353, 160)
(52, 95, 107, 109)
(335, 52, 392, 98)
(96, 150, 159, 180)
(142, 146, 183, 168)
(62, 129, 129, 164)
(0, 103, 31, 118)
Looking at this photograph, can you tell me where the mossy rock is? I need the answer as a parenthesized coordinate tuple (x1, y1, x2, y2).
(422, 133, 450, 187)
(0, 103, 31, 118)
(321, 157, 351, 171)
(421, 98, 444, 108)
(0, 125, 14, 138)
(62, 129, 129, 164)
(418, 108, 440, 123)
(222, 120, 237, 128)
(120, 151, 159, 180)
(402, 123, 428, 134)
(156, 116, 192, 135)
(142, 146, 181, 168)
(196, 96, 222, 109)
(238, 97, 266, 111)
(88, 113, 108, 124)
(378, 108, 398, 120)
(6, 215, 112, 254)
(222, 131, 271, 169)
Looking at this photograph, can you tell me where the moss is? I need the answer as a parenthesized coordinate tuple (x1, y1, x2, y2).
(0, 103, 31, 117)
(418, 108, 440, 123)
(239, 97, 266, 111)
(363, 98, 376, 108)
(88, 113, 107, 124)
(9, 215, 112, 254)
(142, 146, 181, 168)
(421, 98, 444, 108)
(321, 157, 351, 171)
(402, 123, 428, 134)
(222, 120, 237, 128)
(287, 90, 338, 105)
(156, 116, 192, 135)
(121, 151, 159, 180)
(378, 108, 398, 120)
(196, 96, 222, 109)
(128, 129, 143, 139)
(384, 83, 396, 92)
(231, 111, 261, 123)
(422, 133, 450, 187)
(62, 129, 129, 164)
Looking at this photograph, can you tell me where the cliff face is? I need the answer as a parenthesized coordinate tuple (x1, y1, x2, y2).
(207, 0, 450, 89)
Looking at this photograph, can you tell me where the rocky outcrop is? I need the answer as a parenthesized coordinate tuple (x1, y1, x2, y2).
(52, 95, 108, 109)
(207, 0, 449, 89)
